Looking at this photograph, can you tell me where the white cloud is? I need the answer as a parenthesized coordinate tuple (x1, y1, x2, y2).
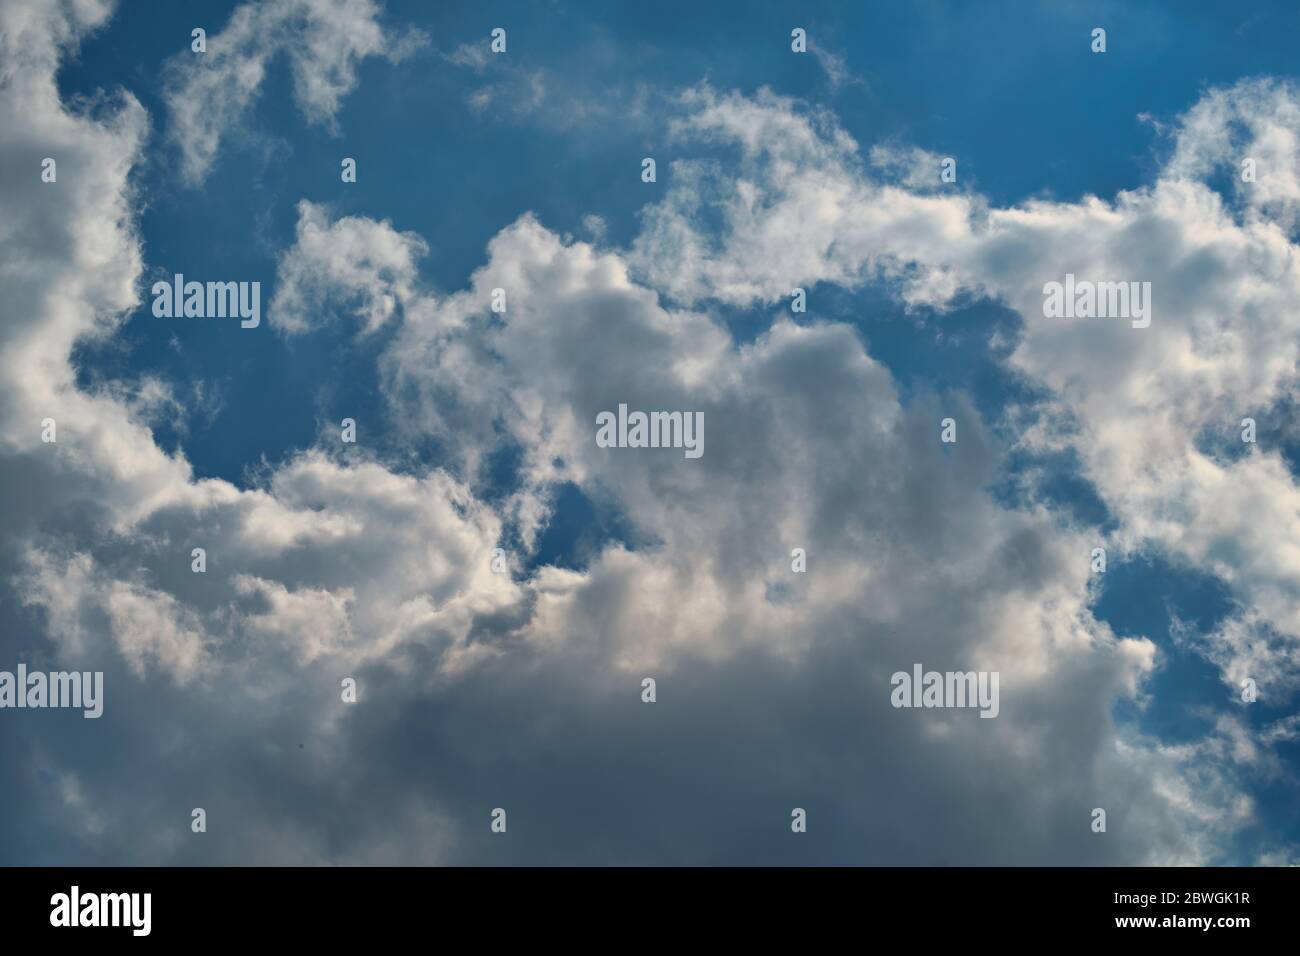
(1, 4, 1293, 863)
(627, 81, 1300, 722)
(274, 198, 1252, 862)
(163, 0, 425, 184)
(272, 200, 429, 335)
(443, 41, 489, 73)
(1165, 78, 1300, 230)
(21, 548, 209, 683)
(811, 44, 864, 91)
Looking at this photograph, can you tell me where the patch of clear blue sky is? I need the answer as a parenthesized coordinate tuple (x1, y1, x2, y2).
(56, 0, 1300, 851)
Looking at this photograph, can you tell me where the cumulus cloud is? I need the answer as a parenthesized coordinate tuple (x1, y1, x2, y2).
(272, 200, 429, 335)
(1164, 78, 1300, 231)
(257, 197, 1254, 862)
(1, 2, 1295, 865)
(19, 549, 210, 681)
(628, 81, 1300, 722)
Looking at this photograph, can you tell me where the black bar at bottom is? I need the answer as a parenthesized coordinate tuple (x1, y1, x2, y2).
(0, 866, 1289, 942)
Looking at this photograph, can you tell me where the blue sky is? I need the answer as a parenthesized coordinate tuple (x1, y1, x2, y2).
(2, 0, 1299, 864)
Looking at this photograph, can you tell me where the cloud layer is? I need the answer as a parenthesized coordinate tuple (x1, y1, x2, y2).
(1, 0, 1297, 865)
